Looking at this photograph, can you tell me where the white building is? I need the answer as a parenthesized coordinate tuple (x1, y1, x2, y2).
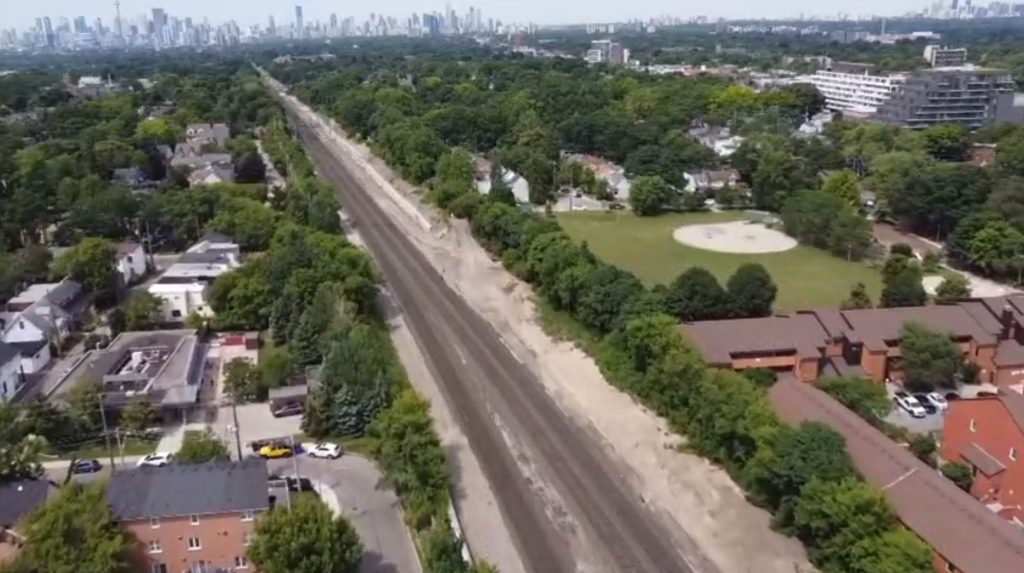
(0, 342, 23, 403)
(475, 164, 531, 204)
(803, 62, 905, 115)
(115, 242, 147, 287)
(148, 233, 242, 323)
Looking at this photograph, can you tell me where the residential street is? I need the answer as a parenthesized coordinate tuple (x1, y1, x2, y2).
(268, 455, 421, 573)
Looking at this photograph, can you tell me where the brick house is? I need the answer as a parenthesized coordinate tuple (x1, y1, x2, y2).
(681, 294, 1024, 385)
(107, 459, 268, 573)
(941, 389, 1024, 524)
(770, 377, 1024, 573)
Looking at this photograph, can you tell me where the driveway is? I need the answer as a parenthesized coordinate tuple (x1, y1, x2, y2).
(226, 402, 303, 450)
(267, 454, 421, 573)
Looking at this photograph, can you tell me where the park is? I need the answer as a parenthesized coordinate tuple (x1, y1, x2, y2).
(556, 210, 884, 312)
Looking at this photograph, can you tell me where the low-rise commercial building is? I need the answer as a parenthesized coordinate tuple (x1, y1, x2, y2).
(941, 389, 1024, 524)
(682, 294, 1024, 385)
(108, 459, 268, 573)
(803, 62, 906, 115)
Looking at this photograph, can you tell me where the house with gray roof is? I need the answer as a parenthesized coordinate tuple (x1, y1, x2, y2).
(0, 480, 56, 546)
(0, 341, 22, 403)
(1, 279, 85, 375)
(107, 459, 268, 573)
(184, 123, 230, 147)
(187, 164, 235, 188)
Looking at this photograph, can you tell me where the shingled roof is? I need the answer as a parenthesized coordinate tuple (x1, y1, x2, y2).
(107, 458, 269, 521)
(768, 377, 1024, 573)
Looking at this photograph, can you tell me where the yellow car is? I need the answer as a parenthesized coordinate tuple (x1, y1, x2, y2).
(259, 444, 293, 459)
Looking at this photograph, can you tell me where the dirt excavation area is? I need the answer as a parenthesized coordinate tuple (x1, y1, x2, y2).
(308, 112, 815, 572)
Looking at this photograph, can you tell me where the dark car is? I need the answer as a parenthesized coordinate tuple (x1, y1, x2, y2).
(609, 202, 626, 210)
(912, 394, 938, 415)
(977, 391, 998, 397)
(272, 402, 304, 418)
(945, 392, 961, 401)
(70, 459, 102, 475)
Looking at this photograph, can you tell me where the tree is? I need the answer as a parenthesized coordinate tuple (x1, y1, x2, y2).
(628, 175, 674, 216)
(52, 237, 116, 300)
(752, 149, 800, 210)
(176, 430, 230, 463)
(119, 401, 156, 435)
(235, 152, 267, 184)
(224, 358, 260, 403)
(817, 376, 890, 424)
(488, 159, 515, 205)
(10, 483, 130, 573)
(900, 322, 962, 391)
(66, 375, 103, 435)
(247, 495, 362, 573)
(726, 263, 777, 318)
(842, 282, 873, 310)
(135, 118, 178, 145)
(908, 434, 937, 467)
(793, 477, 898, 570)
(827, 209, 873, 261)
(966, 218, 1024, 281)
(121, 291, 163, 331)
(665, 267, 728, 322)
(848, 528, 935, 573)
(934, 274, 971, 304)
(821, 169, 860, 208)
(941, 461, 974, 491)
(920, 124, 969, 161)
(880, 257, 927, 308)
(0, 404, 43, 481)
(763, 423, 856, 524)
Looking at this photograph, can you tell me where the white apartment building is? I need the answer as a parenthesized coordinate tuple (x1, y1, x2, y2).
(148, 233, 241, 323)
(804, 63, 905, 115)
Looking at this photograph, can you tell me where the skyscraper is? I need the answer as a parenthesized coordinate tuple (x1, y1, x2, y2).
(294, 5, 304, 37)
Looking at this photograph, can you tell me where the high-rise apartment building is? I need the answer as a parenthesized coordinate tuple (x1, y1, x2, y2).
(875, 67, 1022, 130)
(294, 5, 304, 37)
(804, 62, 906, 115)
(924, 45, 969, 68)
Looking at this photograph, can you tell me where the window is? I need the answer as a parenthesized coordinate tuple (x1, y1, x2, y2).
(171, 310, 182, 318)
(241, 510, 254, 522)
(243, 533, 253, 547)
(150, 564, 167, 573)
(147, 540, 162, 554)
(1012, 447, 1018, 461)
(187, 537, 201, 550)
(189, 514, 199, 525)
(234, 556, 248, 569)
(969, 418, 977, 432)
(190, 561, 206, 573)
(149, 517, 160, 528)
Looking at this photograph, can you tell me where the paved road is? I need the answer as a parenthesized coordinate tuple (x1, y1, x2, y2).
(268, 455, 420, 573)
(286, 105, 693, 572)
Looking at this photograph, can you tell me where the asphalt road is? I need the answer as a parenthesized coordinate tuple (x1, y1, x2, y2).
(268, 455, 420, 573)
(286, 105, 693, 573)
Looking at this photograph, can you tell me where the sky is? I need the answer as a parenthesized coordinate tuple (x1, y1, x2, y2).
(2, 0, 927, 31)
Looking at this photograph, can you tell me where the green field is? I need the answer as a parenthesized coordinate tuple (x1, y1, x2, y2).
(556, 211, 883, 312)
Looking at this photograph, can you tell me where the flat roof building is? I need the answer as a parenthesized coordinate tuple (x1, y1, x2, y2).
(875, 66, 1023, 130)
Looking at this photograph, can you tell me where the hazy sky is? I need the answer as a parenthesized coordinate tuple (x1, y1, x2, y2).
(2, 0, 925, 31)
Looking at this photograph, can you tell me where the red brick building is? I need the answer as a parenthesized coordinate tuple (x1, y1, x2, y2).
(941, 390, 1024, 524)
(769, 377, 1024, 573)
(681, 294, 1024, 385)
(107, 459, 269, 573)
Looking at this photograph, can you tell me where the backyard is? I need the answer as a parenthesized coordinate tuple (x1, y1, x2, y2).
(556, 210, 883, 311)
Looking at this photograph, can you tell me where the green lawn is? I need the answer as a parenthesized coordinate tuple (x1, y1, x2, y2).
(556, 211, 883, 312)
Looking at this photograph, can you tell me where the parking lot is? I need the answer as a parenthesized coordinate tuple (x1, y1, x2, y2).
(227, 402, 303, 453)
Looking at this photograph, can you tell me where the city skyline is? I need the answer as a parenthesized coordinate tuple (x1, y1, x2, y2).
(0, 0, 958, 32)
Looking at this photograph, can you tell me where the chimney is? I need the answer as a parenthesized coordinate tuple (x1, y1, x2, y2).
(1001, 305, 1014, 340)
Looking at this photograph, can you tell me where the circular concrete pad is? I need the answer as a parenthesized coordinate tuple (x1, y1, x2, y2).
(672, 221, 798, 254)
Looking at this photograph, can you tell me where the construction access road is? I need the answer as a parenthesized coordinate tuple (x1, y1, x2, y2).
(281, 101, 698, 573)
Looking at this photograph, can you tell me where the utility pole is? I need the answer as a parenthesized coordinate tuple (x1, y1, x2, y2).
(229, 396, 243, 461)
(98, 396, 116, 470)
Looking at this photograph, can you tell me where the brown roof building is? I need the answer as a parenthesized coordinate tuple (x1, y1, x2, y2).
(942, 389, 1024, 526)
(769, 377, 1024, 573)
(681, 295, 1024, 385)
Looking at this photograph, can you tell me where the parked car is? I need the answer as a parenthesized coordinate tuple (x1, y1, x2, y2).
(259, 444, 294, 459)
(923, 392, 949, 412)
(269, 474, 315, 492)
(977, 391, 998, 397)
(894, 392, 927, 418)
(307, 443, 342, 459)
(70, 459, 102, 475)
(272, 402, 304, 418)
(609, 202, 626, 210)
(944, 392, 961, 401)
(137, 452, 173, 468)
(912, 393, 938, 415)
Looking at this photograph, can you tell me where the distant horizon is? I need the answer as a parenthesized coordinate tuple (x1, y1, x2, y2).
(1, 0, 938, 32)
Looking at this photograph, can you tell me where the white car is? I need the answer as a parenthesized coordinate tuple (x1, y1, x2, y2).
(923, 392, 949, 412)
(306, 443, 342, 459)
(894, 392, 927, 418)
(137, 452, 173, 467)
